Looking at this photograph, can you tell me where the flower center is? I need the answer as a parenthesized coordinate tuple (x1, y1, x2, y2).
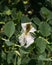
(25, 24, 31, 35)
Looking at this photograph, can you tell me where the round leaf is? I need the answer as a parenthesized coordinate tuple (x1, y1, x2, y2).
(32, 17, 41, 26)
(5, 40, 14, 46)
(4, 21, 15, 38)
(40, 7, 51, 19)
(35, 37, 47, 53)
(39, 22, 51, 37)
(21, 16, 30, 23)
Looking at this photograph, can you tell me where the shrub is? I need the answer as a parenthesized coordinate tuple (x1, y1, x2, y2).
(0, 0, 52, 65)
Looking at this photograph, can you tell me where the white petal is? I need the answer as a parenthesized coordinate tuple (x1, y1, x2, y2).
(19, 33, 25, 46)
(29, 27, 36, 33)
(21, 23, 26, 31)
(24, 33, 34, 48)
(19, 22, 36, 48)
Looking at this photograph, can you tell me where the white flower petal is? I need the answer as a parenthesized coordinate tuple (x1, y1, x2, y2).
(24, 33, 34, 48)
(21, 23, 26, 31)
(19, 22, 36, 48)
(19, 33, 25, 46)
(29, 27, 36, 33)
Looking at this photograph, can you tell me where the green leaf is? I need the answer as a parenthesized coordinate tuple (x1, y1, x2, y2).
(36, 61, 44, 65)
(1, 51, 6, 60)
(47, 13, 52, 21)
(17, 56, 21, 65)
(46, 62, 52, 65)
(5, 40, 14, 46)
(48, 20, 52, 26)
(38, 55, 46, 60)
(21, 55, 30, 65)
(40, 7, 51, 19)
(7, 52, 14, 64)
(47, 12, 52, 28)
(35, 37, 47, 53)
(4, 6, 11, 15)
(39, 22, 51, 37)
(21, 16, 30, 23)
(19, 47, 29, 55)
(17, 11, 22, 22)
(48, 45, 52, 51)
(11, 8, 17, 20)
(4, 21, 15, 38)
(13, 57, 16, 65)
(4, 9, 11, 15)
(32, 17, 41, 26)
(38, 55, 52, 61)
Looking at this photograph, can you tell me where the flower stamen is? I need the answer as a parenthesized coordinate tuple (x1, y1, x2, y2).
(25, 24, 31, 35)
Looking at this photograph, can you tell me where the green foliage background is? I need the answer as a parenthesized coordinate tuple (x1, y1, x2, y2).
(0, 0, 52, 65)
